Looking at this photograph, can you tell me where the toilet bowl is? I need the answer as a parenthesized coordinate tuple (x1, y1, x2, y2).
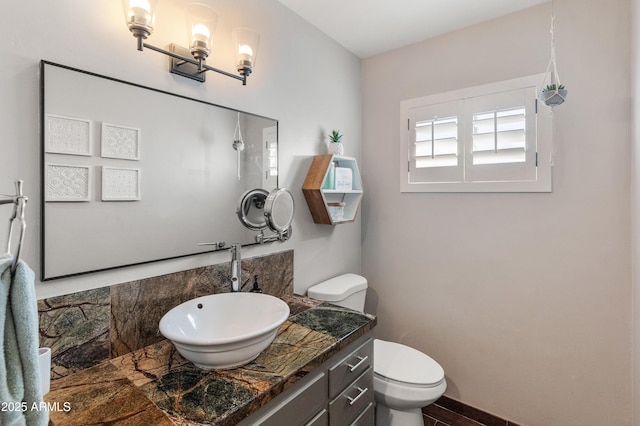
(307, 273, 447, 426)
(374, 339, 447, 426)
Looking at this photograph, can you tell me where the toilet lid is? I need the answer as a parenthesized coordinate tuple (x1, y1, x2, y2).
(374, 339, 444, 386)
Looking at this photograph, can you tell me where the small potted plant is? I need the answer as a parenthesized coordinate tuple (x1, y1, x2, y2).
(328, 130, 344, 155)
(539, 84, 567, 107)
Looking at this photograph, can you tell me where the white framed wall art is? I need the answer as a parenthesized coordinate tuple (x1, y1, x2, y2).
(101, 166, 141, 201)
(45, 114, 92, 156)
(101, 122, 141, 160)
(45, 163, 92, 202)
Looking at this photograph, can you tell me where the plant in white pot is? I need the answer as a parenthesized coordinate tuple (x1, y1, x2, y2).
(539, 83, 567, 107)
(327, 130, 344, 155)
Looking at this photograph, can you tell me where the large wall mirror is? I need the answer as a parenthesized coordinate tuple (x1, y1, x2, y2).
(41, 61, 278, 280)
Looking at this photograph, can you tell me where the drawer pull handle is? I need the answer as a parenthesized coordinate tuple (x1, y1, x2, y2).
(346, 355, 368, 372)
(346, 386, 368, 406)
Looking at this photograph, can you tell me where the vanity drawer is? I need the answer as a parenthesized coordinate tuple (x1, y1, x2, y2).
(329, 368, 374, 426)
(306, 409, 328, 426)
(328, 338, 373, 398)
(350, 402, 374, 426)
(255, 372, 327, 426)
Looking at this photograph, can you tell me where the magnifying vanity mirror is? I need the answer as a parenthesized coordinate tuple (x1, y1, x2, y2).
(237, 188, 294, 243)
(237, 189, 270, 231)
(41, 61, 280, 280)
(265, 188, 294, 237)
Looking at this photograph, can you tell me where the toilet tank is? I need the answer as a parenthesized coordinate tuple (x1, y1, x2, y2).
(307, 273, 368, 312)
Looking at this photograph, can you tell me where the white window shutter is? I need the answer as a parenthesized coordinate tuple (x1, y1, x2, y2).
(407, 100, 463, 184)
(464, 87, 538, 183)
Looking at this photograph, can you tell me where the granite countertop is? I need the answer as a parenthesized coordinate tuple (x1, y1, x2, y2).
(44, 295, 376, 425)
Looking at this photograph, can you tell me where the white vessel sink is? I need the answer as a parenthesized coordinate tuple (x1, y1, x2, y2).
(159, 292, 290, 370)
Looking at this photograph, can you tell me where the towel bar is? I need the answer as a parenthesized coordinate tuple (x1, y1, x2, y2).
(0, 179, 28, 276)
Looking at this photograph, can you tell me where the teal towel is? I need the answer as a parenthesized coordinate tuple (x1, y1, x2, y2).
(0, 255, 48, 426)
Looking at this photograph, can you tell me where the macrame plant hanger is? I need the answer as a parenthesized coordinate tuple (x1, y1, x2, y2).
(538, 1, 567, 165)
(539, 11, 567, 108)
(232, 112, 245, 180)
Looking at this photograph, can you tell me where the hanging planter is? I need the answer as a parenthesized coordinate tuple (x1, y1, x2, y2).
(540, 84, 567, 107)
(538, 12, 567, 108)
(232, 112, 245, 180)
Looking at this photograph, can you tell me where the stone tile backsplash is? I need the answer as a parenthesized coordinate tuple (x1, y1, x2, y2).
(37, 250, 294, 380)
(38, 287, 111, 380)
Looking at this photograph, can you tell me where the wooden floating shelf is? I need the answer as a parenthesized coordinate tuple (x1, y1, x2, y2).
(302, 155, 363, 225)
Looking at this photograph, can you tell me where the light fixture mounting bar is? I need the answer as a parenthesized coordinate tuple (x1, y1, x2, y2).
(140, 41, 247, 85)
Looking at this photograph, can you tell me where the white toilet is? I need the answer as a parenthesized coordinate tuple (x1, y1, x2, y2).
(307, 273, 446, 426)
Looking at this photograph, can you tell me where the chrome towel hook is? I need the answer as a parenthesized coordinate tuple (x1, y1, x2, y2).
(1, 179, 28, 276)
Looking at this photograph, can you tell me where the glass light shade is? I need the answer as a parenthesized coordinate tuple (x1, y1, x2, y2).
(122, 0, 159, 38)
(186, 3, 218, 60)
(233, 28, 260, 76)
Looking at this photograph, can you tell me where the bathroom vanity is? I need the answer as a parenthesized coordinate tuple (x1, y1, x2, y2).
(238, 335, 374, 426)
(44, 296, 376, 425)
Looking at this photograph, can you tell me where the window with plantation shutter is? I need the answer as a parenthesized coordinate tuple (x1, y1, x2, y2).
(416, 116, 458, 168)
(471, 108, 526, 165)
(408, 100, 463, 184)
(400, 74, 552, 193)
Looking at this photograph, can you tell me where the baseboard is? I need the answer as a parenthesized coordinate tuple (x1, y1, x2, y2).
(423, 395, 523, 426)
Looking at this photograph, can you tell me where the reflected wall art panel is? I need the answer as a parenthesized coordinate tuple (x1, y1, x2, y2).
(102, 167, 141, 201)
(46, 164, 91, 202)
(101, 123, 141, 160)
(45, 114, 92, 156)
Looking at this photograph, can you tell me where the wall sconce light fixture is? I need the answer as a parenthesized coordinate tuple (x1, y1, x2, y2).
(122, 0, 259, 85)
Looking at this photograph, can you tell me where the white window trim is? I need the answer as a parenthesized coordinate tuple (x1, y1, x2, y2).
(400, 74, 553, 193)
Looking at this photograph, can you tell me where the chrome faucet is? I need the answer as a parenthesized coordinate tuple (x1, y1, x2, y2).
(230, 244, 241, 292)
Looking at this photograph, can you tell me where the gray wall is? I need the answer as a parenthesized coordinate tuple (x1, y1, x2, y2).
(362, 2, 632, 425)
(0, 0, 362, 298)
